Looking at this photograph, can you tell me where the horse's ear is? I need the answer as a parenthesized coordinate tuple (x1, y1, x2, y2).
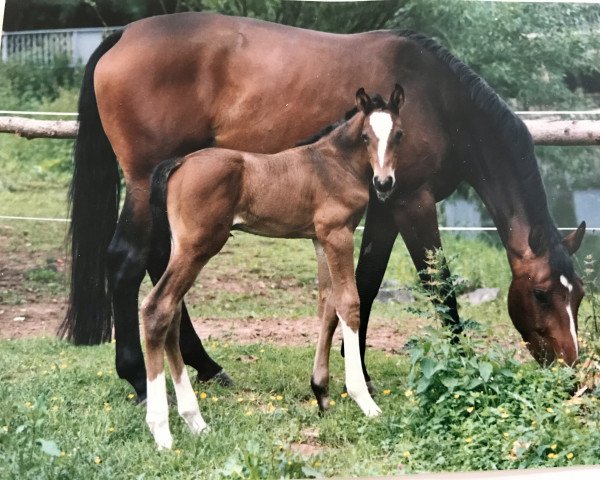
(562, 221, 586, 255)
(356, 88, 372, 113)
(528, 225, 548, 256)
(389, 83, 405, 113)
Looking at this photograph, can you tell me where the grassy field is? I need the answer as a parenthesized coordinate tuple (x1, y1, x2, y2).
(1, 133, 600, 478)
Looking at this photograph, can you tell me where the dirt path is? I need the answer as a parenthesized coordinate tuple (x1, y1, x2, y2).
(0, 299, 412, 352)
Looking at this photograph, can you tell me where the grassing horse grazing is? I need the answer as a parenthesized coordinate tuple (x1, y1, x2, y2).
(62, 13, 586, 401)
(141, 87, 405, 449)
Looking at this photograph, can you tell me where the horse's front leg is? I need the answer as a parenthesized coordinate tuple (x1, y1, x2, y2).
(310, 240, 339, 412)
(354, 194, 399, 390)
(319, 226, 381, 417)
(393, 188, 461, 333)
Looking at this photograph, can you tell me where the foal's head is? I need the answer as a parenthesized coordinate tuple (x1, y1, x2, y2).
(355, 84, 405, 201)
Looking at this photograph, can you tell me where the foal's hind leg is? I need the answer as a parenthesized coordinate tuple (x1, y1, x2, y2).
(147, 250, 232, 386)
(165, 303, 208, 435)
(310, 240, 339, 412)
(142, 247, 216, 449)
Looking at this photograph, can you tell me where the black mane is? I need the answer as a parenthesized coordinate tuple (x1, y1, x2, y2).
(295, 94, 386, 147)
(397, 31, 562, 250)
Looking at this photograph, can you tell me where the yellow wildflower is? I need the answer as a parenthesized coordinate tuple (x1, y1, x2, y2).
(454, 393, 460, 399)
(550, 444, 557, 450)
(403, 451, 411, 458)
(466, 406, 475, 413)
(2, 426, 8, 432)
(548, 453, 557, 459)
(199, 392, 207, 399)
(557, 358, 564, 364)
(340, 392, 348, 398)
(127, 393, 135, 400)
(25, 402, 33, 409)
(211, 396, 218, 402)
(108, 427, 115, 433)
(566, 452, 574, 460)
(383, 389, 391, 396)
(404, 389, 414, 398)
(96, 371, 103, 377)
(501, 413, 509, 419)
(237, 397, 244, 402)
(330, 400, 336, 406)
(94, 456, 102, 464)
(465, 437, 473, 443)
(310, 399, 318, 406)
(175, 449, 182, 456)
(245, 409, 253, 416)
(503, 432, 509, 438)
(276, 395, 283, 401)
(546, 407, 554, 414)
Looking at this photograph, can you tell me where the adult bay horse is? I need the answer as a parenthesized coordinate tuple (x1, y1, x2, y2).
(60, 13, 586, 401)
(142, 87, 404, 449)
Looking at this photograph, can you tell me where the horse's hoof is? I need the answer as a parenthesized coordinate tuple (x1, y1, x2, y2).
(366, 380, 376, 395)
(201, 369, 234, 387)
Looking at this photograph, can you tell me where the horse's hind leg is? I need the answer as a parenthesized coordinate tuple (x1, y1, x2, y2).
(164, 303, 208, 435)
(107, 194, 151, 401)
(311, 240, 339, 412)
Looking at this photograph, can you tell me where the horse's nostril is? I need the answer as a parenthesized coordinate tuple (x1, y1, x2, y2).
(374, 176, 394, 192)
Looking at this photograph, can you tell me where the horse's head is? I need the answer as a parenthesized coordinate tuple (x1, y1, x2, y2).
(355, 84, 405, 201)
(508, 222, 586, 365)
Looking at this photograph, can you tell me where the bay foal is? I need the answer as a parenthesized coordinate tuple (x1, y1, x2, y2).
(141, 86, 405, 449)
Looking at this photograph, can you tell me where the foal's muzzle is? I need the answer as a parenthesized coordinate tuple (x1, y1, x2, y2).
(373, 176, 395, 201)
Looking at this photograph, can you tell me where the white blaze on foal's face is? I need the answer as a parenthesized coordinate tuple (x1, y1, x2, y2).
(368, 111, 393, 170)
(560, 274, 578, 357)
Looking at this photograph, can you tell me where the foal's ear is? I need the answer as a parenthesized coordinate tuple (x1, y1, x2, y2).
(356, 88, 373, 113)
(389, 83, 405, 113)
(528, 224, 548, 256)
(562, 221, 586, 255)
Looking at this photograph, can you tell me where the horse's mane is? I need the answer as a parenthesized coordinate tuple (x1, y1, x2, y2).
(295, 95, 386, 147)
(397, 31, 562, 249)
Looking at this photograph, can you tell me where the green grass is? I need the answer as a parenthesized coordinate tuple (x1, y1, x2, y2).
(0, 336, 599, 479)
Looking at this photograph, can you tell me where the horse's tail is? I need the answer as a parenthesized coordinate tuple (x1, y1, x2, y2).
(149, 158, 186, 266)
(58, 31, 124, 345)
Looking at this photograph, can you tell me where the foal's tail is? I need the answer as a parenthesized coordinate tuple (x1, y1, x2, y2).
(58, 31, 123, 345)
(149, 158, 186, 266)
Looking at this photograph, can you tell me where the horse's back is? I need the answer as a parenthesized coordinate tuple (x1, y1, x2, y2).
(94, 13, 410, 172)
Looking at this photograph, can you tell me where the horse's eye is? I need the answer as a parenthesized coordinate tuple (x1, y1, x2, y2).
(533, 289, 551, 305)
(361, 133, 369, 144)
(394, 130, 404, 143)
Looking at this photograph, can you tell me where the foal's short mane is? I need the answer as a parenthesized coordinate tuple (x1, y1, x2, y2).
(397, 31, 563, 252)
(295, 95, 386, 147)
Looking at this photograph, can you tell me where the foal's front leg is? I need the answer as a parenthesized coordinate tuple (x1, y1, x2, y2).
(311, 240, 339, 411)
(319, 227, 381, 417)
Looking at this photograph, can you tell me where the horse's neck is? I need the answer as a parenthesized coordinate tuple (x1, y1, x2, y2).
(463, 129, 555, 259)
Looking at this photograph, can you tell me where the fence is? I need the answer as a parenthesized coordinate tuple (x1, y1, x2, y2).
(0, 27, 121, 66)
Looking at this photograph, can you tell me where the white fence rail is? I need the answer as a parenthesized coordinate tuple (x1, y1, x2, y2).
(1, 27, 121, 65)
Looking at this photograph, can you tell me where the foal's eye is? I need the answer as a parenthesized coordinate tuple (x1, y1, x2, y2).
(394, 130, 404, 143)
(533, 289, 551, 305)
(361, 133, 369, 144)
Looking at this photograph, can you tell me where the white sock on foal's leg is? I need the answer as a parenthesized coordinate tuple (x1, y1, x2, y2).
(146, 372, 173, 449)
(338, 314, 382, 417)
(173, 367, 209, 434)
